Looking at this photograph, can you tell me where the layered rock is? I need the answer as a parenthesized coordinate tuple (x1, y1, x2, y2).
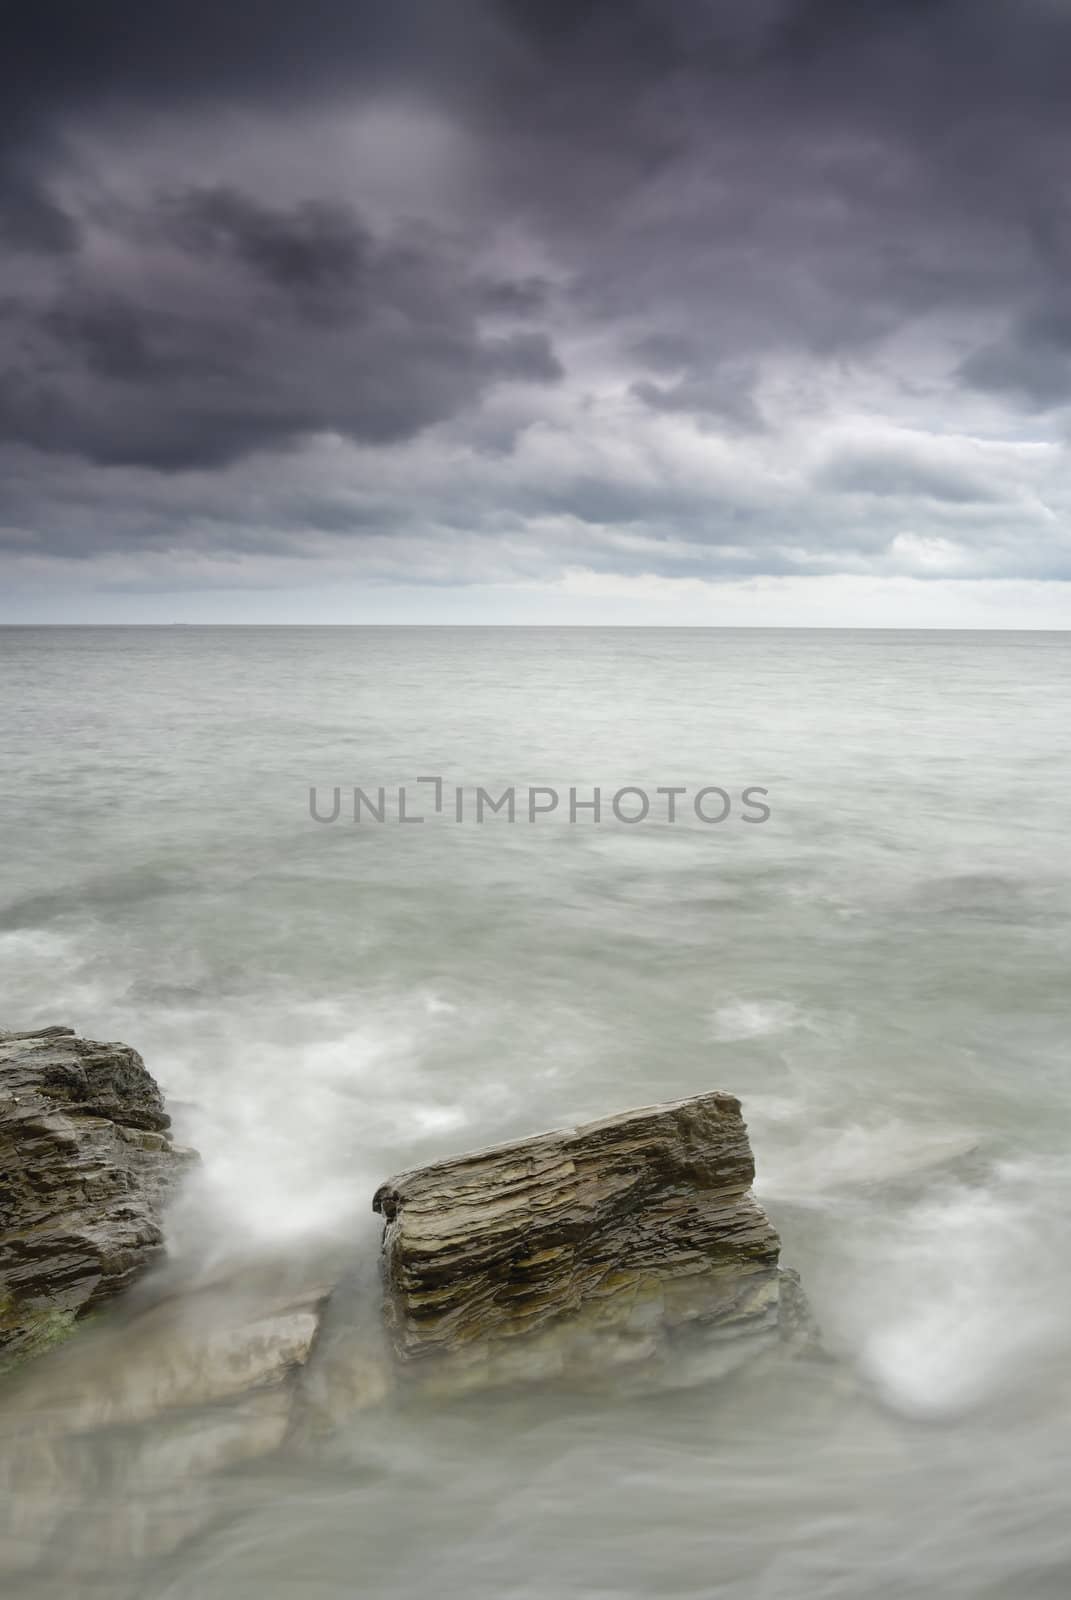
(373, 1090, 797, 1393)
(0, 1025, 195, 1363)
(0, 1264, 333, 1580)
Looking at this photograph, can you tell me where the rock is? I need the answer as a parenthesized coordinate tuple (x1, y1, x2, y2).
(288, 1269, 395, 1443)
(775, 1266, 820, 1348)
(55, 1390, 295, 1574)
(373, 1090, 797, 1393)
(0, 1266, 331, 1581)
(0, 1388, 295, 1583)
(10, 1306, 323, 1435)
(1, 1264, 332, 1433)
(0, 1026, 196, 1364)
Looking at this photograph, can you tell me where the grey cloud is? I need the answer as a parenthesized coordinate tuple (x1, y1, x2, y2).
(630, 370, 765, 433)
(3, 0, 1071, 584)
(959, 306, 1071, 409)
(477, 277, 552, 318)
(629, 334, 702, 374)
(0, 169, 80, 255)
(1, 3, 486, 131)
(163, 188, 372, 301)
(2, 393, 1066, 589)
(816, 445, 1003, 505)
(0, 187, 562, 470)
(463, 2, 1071, 420)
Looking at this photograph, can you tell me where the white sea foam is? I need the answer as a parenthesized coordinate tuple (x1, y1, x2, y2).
(753, 1110, 982, 1204)
(710, 999, 802, 1040)
(155, 998, 482, 1268)
(844, 1161, 1071, 1418)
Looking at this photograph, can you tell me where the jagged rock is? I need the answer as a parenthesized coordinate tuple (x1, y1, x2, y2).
(373, 1090, 799, 1393)
(0, 1025, 195, 1363)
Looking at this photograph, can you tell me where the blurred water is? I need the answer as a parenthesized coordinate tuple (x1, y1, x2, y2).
(2, 625, 1071, 1597)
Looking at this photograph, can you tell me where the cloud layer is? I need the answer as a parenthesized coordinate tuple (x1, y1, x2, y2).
(2, 1, 1071, 618)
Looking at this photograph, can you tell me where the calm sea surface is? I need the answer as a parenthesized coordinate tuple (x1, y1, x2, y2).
(2, 626, 1071, 1597)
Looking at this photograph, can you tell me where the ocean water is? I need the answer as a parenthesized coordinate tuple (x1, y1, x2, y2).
(2, 625, 1071, 1598)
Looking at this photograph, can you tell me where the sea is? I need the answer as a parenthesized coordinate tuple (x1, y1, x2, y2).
(2, 625, 1070, 1598)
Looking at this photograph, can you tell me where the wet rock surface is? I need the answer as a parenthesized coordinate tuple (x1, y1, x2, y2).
(0, 1264, 333, 1586)
(374, 1091, 799, 1393)
(0, 1039, 818, 1588)
(0, 1026, 195, 1363)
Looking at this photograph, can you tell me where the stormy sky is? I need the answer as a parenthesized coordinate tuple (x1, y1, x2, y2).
(3, 0, 1071, 624)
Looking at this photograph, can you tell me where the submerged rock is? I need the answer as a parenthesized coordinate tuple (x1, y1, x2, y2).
(0, 1025, 195, 1365)
(373, 1090, 802, 1393)
(0, 1267, 332, 1581)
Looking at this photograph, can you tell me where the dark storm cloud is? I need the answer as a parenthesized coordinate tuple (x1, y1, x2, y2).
(164, 189, 372, 300)
(958, 304, 1071, 409)
(464, 0, 1071, 400)
(2, 0, 1071, 581)
(0, 184, 562, 470)
(0, 1, 565, 473)
(0, 169, 80, 255)
(1, 2, 476, 123)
